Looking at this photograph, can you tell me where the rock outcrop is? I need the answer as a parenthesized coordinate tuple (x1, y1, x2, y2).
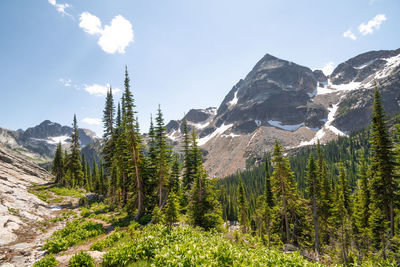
(0, 144, 52, 247)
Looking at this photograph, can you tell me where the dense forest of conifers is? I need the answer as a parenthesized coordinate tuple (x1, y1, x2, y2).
(51, 68, 400, 265)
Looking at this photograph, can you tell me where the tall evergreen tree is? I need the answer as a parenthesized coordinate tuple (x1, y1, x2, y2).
(68, 115, 84, 187)
(155, 105, 170, 208)
(306, 153, 320, 254)
(102, 86, 115, 172)
(238, 175, 249, 233)
(52, 142, 64, 184)
(271, 140, 296, 243)
(369, 88, 396, 238)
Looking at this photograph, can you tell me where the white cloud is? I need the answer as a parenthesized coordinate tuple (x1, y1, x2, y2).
(343, 29, 357, 40)
(84, 84, 121, 96)
(358, 14, 387, 35)
(321, 62, 335, 76)
(79, 12, 102, 35)
(82, 117, 101, 125)
(98, 15, 134, 54)
(79, 12, 134, 54)
(48, 0, 71, 17)
(59, 78, 72, 87)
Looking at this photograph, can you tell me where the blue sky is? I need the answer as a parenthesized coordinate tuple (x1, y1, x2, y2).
(0, 0, 399, 136)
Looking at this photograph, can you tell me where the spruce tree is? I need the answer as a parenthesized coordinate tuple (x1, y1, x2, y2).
(369, 88, 396, 238)
(238, 175, 249, 233)
(68, 115, 84, 187)
(164, 192, 180, 229)
(306, 153, 320, 254)
(155, 105, 170, 208)
(271, 140, 296, 244)
(102, 86, 115, 172)
(52, 142, 64, 184)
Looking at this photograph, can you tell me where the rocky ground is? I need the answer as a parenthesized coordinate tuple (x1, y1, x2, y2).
(0, 144, 76, 266)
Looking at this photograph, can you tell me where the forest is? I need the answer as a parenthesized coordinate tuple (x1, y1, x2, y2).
(49, 68, 400, 266)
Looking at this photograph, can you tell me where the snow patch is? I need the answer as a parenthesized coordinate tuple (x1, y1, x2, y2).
(167, 130, 180, 141)
(228, 90, 238, 106)
(222, 133, 241, 138)
(198, 123, 233, 146)
(299, 104, 347, 146)
(189, 121, 210, 129)
(47, 135, 70, 145)
(254, 120, 262, 127)
(374, 54, 400, 80)
(354, 58, 378, 69)
(268, 120, 304, 132)
(307, 88, 318, 98)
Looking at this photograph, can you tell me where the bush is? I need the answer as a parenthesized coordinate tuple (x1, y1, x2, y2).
(33, 254, 58, 267)
(101, 224, 321, 267)
(68, 251, 95, 267)
(43, 219, 105, 253)
(90, 231, 126, 251)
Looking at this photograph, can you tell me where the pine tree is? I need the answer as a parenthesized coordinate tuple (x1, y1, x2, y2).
(338, 162, 351, 213)
(353, 155, 370, 239)
(102, 86, 115, 172)
(188, 130, 223, 230)
(164, 192, 180, 229)
(238, 175, 249, 233)
(52, 142, 64, 184)
(68, 115, 84, 187)
(123, 67, 144, 219)
(271, 140, 296, 244)
(155, 105, 170, 208)
(369, 88, 396, 238)
(264, 157, 273, 208)
(169, 155, 181, 195)
(306, 153, 320, 254)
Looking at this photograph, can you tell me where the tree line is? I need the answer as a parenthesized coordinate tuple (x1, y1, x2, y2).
(219, 89, 400, 264)
(52, 67, 223, 230)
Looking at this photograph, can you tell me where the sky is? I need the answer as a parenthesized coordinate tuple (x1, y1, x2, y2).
(0, 0, 399, 137)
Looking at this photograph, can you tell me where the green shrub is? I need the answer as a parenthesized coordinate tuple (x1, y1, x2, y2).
(33, 254, 58, 267)
(43, 219, 105, 253)
(68, 251, 95, 267)
(101, 224, 321, 267)
(90, 231, 126, 251)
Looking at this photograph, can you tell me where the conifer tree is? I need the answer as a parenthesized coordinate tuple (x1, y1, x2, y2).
(264, 157, 273, 208)
(188, 130, 223, 230)
(271, 140, 296, 244)
(353, 155, 370, 240)
(182, 119, 193, 190)
(238, 175, 249, 233)
(369, 88, 396, 238)
(306, 153, 320, 254)
(155, 105, 170, 208)
(102, 86, 115, 172)
(52, 142, 64, 184)
(164, 192, 180, 229)
(68, 115, 84, 187)
(123, 67, 144, 218)
(338, 162, 351, 213)
(169, 155, 181, 195)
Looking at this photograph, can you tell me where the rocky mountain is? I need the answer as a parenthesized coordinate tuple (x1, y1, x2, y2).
(0, 120, 99, 164)
(166, 48, 400, 177)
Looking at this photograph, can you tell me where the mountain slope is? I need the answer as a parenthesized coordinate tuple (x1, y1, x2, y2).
(0, 120, 99, 165)
(166, 48, 400, 177)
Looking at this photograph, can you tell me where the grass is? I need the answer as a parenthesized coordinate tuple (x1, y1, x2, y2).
(28, 183, 85, 203)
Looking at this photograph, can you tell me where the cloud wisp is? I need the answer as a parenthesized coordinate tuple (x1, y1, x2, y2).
(79, 12, 134, 54)
(84, 84, 121, 96)
(358, 14, 387, 35)
(343, 29, 357, 40)
(82, 117, 102, 125)
(48, 0, 72, 17)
